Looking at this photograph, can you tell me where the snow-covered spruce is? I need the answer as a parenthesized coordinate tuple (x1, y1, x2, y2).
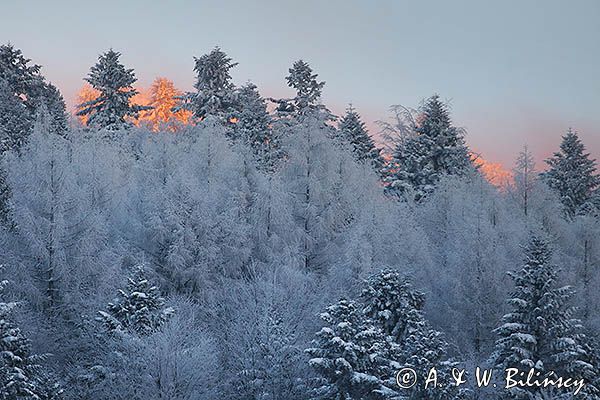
(361, 269, 466, 400)
(271, 59, 328, 119)
(228, 82, 282, 171)
(492, 236, 599, 399)
(0, 277, 62, 399)
(541, 128, 600, 218)
(336, 105, 384, 174)
(385, 95, 472, 202)
(0, 44, 68, 151)
(97, 266, 174, 335)
(306, 298, 398, 400)
(176, 47, 238, 123)
(77, 49, 151, 131)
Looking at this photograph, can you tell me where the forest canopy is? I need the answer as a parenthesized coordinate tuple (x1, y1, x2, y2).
(0, 44, 599, 400)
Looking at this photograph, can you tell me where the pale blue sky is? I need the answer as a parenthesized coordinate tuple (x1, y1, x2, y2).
(2, 0, 599, 167)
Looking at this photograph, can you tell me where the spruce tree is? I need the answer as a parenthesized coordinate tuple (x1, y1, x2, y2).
(416, 95, 471, 175)
(493, 236, 599, 399)
(77, 49, 150, 131)
(386, 95, 472, 201)
(229, 82, 281, 169)
(306, 298, 398, 400)
(97, 266, 174, 336)
(541, 129, 599, 218)
(38, 83, 68, 136)
(361, 269, 461, 400)
(177, 47, 238, 122)
(272, 60, 327, 118)
(0, 79, 31, 153)
(0, 44, 44, 115)
(337, 105, 383, 173)
(75, 83, 99, 126)
(0, 160, 12, 228)
(286, 60, 325, 113)
(0, 278, 62, 399)
(0, 44, 68, 148)
(386, 136, 437, 202)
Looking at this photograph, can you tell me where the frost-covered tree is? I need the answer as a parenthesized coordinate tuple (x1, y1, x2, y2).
(7, 112, 74, 309)
(139, 77, 191, 131)
(74, 84, 99, 126)
(98, 266, 174, 336)
(287, 60, 325, 112)
(0, 277, 62, 399)
(130, 300, 218, 400)
(271, 60, 327, 118)
(306, 298, 398, 400)
(361, 270, 426, 342)
(337, 105, 383, 173)
(386, 95, 472, 201)
(492, 236, 599, 399)
(0, 44, 68, 148)
(274, 61, 354, 273)
(0, 159, 12, 228)
(176, 47, 238, 122)
(416, 96, 471, 173)
(0, 79, 31, 153)
(0, 44, 44, 114)
(361, 269, 461, 400)
(511, 145, 536, 216)
(541, 129, 599, 218)
(229, 82, 281, 170)
(39, 82, 68, 136)
(386, 135, 437, 202)
(414, 171, 534, 364)
(214, 271, 313, 400)
(77, 49, 150, 131)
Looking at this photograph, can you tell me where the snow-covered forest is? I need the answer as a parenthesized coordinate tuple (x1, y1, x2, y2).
(0, 44, 599, 400)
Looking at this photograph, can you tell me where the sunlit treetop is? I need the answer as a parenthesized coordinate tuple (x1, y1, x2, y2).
(141, 77, 192, 131)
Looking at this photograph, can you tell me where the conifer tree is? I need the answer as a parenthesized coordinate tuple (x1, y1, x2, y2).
(39, 82, 68, 136)
(97, 266, 174, 336)
(493, 236, 599, 399)
(306, 299, 398, 400)
(75, 83, 99, 126)
(0, 277, 62, 399)
(541, 129, 599, 218)
(337, 105, 383, 173)
(0, 79, 31, 153)
(0, 44, 68, 147)
(229, 82, 281, 169)
(386, 95, 472, 201)
(77, 49, 150, 131)
(386, 136, 437, 202)
(177, 47, 238, 122)
(272, 60, 328, 118)
(0, 160, 12, 228)
(0, 44, 44, 115)
(361, 269, 461, 400)
(286, 60, 325, 113)
(415, 95, 471, 175)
